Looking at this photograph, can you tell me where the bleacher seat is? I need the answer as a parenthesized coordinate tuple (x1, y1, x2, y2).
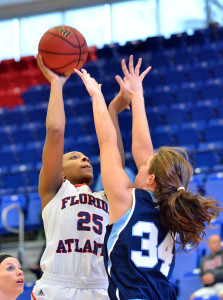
(172, 87, 199, 104)
(190, 104, 216, 122)
(26, 106, 47, 123)
(33, 125, 46, 142)
(198, 83, 223, 99)
(17, 149, 42, 168)
(184, 31, 207, 46)
(3, 109, 28, 127)
(85, 63, 103, 80)
(122, 133, 132, 153)
(101, 60, 123, 76)
(0, 128, 13, 145)
(193, 150, 220, 170)
(96, 43, 118, 59)
(205, 172, 223, 203)
(143, 73, 164, 89)
(186, 66, 212, 83)
(202, 124, 223, 143)
(193, 296, 221, 300)
(22, 85, 50, 104)
(149, 90, 175, 107)
(0, 150, 20, 170)
(65, 137, 96, 158)
(162, 69, 188, 86)
(146, 109, 164, 128)
(65, 118, 87, 137)
(172, 244, 200, 287)
(162, 33, 185, 50)
(26, 192, 42, 231)
(173, 50, 196, 66)
(1, 171, 27, 193)
(142, 36, 163, 53)
(63, 82, 89, 99)
(163, 107, 190, 125)
(150, 52, 172, 69)
(0, 194, 27, 233)
(26, 169, 40, 191)
(64, 101, 78, 119)
(117, 40, 143, 56)
(118, 112, 132, 133)
(210, 63, 223, 78)
(101, 78, 119, 97)
(151, 131, 175, 149)
(11, 127, 37, 145)
(189, 174, 205, 194)
(216, 104, 223, 118)
(175, 128, 201, 149)
(196, 48, 220, 63)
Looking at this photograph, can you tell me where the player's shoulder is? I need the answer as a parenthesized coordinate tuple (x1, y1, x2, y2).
(73, 183, 107, 202)
(134, 188, 157, 206)
(92, 190, 108, 202)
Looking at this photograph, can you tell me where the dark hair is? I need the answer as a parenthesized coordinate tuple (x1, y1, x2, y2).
(149, 146, 222, 252)
(0, 254, 13, 264)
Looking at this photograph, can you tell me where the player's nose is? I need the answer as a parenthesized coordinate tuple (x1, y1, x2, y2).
(82, 156, 90, 163)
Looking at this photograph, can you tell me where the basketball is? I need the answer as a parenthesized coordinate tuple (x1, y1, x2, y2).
(38, 25, 88, 75)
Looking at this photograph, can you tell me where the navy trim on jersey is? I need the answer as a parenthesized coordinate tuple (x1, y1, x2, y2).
(104, 188, 177, 300)
(107, 194, 136, 278)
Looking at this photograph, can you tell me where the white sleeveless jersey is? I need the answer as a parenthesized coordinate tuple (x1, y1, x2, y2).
(40, 180, 109, 279)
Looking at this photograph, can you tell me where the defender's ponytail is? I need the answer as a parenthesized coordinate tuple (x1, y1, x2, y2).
(149, 147, 222, 252)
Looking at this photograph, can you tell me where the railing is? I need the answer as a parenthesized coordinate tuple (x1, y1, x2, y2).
(1, 204, 25, 266)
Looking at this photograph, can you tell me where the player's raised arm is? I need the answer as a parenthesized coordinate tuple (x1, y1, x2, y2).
(116, 55, 153, 170)
(37, 54, 70, 209)
(107, 89, 131, 168)
(75, 68, 133, 223)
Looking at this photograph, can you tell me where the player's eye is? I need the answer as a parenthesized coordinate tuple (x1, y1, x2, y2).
(71, 155, 78, 160)
(7, 265, 14, 271)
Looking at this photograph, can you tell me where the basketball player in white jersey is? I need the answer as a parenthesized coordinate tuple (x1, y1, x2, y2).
(31, 55, 130, 300)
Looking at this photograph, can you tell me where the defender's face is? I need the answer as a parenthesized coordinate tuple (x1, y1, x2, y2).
(62, 151, 93, 185)
(0, 258, 24, 298)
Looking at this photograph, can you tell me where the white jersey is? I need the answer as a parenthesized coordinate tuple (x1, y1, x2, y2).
(40, 180, 109, 281)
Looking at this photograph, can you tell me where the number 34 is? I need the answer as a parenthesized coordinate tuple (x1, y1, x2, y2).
(131, 221, 174, 277)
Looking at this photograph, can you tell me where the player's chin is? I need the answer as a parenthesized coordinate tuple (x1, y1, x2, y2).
(82, 168, 94, 180)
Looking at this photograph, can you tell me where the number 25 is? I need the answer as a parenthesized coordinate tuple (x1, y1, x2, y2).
(77, 212, 103, 235)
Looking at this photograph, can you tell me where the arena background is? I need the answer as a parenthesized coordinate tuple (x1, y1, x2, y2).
(0, 1, 223, 299)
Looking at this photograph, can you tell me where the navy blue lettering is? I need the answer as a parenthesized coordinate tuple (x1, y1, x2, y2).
(98, 243, 104, 256)
(56, 240, 67, 253)
(83, 239, 93, 253)
(101, 201, 108, 213)
(93, 241, 98, 255)
(61, 197, 70, 210)
(74, 239, 82, 252)
(95, 198, 101, 209)
(61, 194, 108, 214)
(65, 239, 74, 252)
(88, 195, 96, 206)
(70, 196, 78, 205)
(93, 214, 103, 235)
(56, 239, 104, 256)
(77, 212, 91, 231)
(79, 194, 87, 204)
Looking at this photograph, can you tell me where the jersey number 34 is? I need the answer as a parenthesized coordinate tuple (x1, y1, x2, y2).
(131, 221, 174, 277)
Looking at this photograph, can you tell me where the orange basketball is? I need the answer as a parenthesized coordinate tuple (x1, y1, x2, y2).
(38, 25, 88, 75)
